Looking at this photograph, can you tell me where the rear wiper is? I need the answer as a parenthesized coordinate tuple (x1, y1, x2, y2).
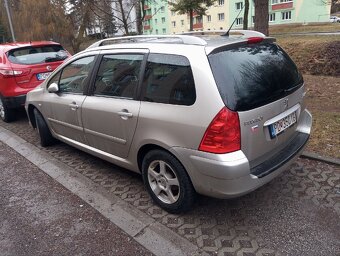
(284, 83, 301, 93)
(45, 55, 67, 63)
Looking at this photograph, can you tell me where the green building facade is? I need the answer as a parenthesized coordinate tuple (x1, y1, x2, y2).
(143, 0, 170, 35)
(228, 0, 331, 29)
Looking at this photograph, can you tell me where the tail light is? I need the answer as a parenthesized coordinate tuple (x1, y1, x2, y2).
(247, 37, 264, 44)
(199, 107, 241, 154)
(0, 68, 30, 78)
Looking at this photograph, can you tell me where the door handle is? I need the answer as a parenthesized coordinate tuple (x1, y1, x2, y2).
(69, 102, 79, 110)
(118, 110, 133, 119)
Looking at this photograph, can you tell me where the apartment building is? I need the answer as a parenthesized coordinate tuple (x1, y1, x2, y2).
(143, 0, 170, 35)
(145, 0, 331, 35)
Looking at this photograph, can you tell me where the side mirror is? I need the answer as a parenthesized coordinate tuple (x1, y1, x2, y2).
(48, 82, 59, 93)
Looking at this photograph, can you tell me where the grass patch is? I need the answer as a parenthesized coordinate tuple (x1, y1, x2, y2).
(306, 111, 340, 159)
(277, 35, 340, 77)
(270, 23, 340, 34)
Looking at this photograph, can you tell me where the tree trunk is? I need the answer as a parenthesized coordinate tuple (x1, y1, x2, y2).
(243, 0, 249, 30)
(72, 2, 91, 53)
(117, 0, 129, 35)
(135, 0, 143, 35)
(189, 9, 193, 31)
(254, 0, 269, 36)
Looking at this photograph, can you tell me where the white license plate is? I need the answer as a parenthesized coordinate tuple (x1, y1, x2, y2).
(37, 72, 51, 81)
(269, 111, 297, 138)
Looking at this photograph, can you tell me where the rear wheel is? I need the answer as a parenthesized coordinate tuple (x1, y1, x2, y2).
(34, 108, 56, 147)
(142, 150, 196, 213)
(0, 96, 14, 123)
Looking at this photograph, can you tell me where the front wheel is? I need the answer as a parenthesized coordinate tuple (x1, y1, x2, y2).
(142, 150, 196, 213)
(34, 108, 56, 147)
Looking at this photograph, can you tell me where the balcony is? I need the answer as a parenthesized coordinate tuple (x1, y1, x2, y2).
(193, 23, 203, 29)
(144, 25, 151, 30)
(145, 15, 152, 21)
(272, 2, 293, 11)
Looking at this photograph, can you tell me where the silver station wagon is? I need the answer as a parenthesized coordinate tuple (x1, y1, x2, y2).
(25, 31, 312, 213)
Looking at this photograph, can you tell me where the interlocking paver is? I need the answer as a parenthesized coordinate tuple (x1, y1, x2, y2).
(1, 114, 339, 256)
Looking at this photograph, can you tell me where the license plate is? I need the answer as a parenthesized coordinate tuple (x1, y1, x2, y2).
(37, 72, 51, 81)
(269, 111, 297, 138)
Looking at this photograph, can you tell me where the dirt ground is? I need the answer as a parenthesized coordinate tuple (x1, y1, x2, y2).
(303, 75, 340, 158)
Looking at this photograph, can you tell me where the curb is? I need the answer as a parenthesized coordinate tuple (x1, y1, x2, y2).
(0, 126, 207, 256)
(301, 151, 340, 166)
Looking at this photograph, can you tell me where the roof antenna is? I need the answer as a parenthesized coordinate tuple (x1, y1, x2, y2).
(222, 5, 244, 37)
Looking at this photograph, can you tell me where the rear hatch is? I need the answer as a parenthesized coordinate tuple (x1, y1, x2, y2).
(7, 44, 68, 88)
(208, 42, 305, 166)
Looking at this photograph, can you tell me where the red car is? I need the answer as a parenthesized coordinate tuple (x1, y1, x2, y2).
(0, 41, 70, 122)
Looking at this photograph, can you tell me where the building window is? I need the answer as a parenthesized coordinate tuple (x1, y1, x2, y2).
(207, 15, 212, 22)
(161, 6, 165, 12)
(236, 17, 243, 25)
(155, 29, 159, 34)
(252, 16, 255, 23)
(272, 0, 278, 4)
(171, 11, 176, 16)
(218, 0, 224, 6)
(181, 20, 184, 26)
(281, 11, 291, 20)
(235, 2, 243, 10)
(269, 13, 276, 22)
(162, 17, 165, 23)
(172, 21, 176, 28)
(155, 19, 157, 24)
(218, 13, 225, 21)
(162, 28, 166, 34)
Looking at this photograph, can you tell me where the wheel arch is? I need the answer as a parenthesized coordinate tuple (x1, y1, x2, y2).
(27, 104, 38, 128)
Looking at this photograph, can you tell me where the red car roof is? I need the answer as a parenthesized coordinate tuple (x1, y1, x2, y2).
(0, 41, 61, 53)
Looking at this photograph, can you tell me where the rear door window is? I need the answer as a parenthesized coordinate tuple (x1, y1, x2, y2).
(7, 45, 68, 65)
(142, 53, 196, 106)
(93, 54, 143, 98)
(208, 43, 303, 111)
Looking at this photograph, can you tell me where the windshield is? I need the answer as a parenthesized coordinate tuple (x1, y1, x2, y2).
(7, 45, 68, 65)
(208, 43, 303, 111)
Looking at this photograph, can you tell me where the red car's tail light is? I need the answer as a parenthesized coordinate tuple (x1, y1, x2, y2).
(0, 68, 30, 78)
(199, 107, 241, 154)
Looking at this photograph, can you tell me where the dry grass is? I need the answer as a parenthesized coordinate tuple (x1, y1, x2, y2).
(303, 75, 340, 159)
(277, 35, 340, 77)
(270, 23, 340, 34)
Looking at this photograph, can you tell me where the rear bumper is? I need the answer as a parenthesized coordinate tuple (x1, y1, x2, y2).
(171, 109, 312, 199)
(3, 95, 26, 109)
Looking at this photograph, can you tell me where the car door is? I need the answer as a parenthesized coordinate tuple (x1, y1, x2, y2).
(45, 55, 97, 144)
(81, 50, 147, 158)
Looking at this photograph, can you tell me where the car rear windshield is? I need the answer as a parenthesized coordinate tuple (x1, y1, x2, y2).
(208, 43, 303, 111)
(7, 45, 68, 65)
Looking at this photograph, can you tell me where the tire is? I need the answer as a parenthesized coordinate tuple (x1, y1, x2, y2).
(33, 108, 56, 147)
(0, 96, 14, 123)
(142, 150, 196, 213)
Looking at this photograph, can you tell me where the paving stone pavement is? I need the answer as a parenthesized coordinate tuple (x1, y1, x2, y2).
(1, 113, 339, 256)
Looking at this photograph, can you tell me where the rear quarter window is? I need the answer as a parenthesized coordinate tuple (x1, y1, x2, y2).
(142, 53, 196, 106)
(208, 43, 303, 111)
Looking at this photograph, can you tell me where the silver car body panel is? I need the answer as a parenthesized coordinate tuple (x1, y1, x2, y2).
(25, 37, 312, 199)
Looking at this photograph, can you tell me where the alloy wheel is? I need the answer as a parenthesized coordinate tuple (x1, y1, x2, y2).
(147, 160, 180, 204)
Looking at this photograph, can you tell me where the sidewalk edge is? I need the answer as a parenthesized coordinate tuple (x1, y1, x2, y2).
(0, 126, 206, 256)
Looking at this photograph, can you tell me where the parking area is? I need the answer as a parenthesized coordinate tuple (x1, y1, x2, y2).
(1, 112, 339, 256)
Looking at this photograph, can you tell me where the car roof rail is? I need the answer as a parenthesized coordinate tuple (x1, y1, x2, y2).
(181, 30, 266, 38)
(87, 35, 207, 49)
